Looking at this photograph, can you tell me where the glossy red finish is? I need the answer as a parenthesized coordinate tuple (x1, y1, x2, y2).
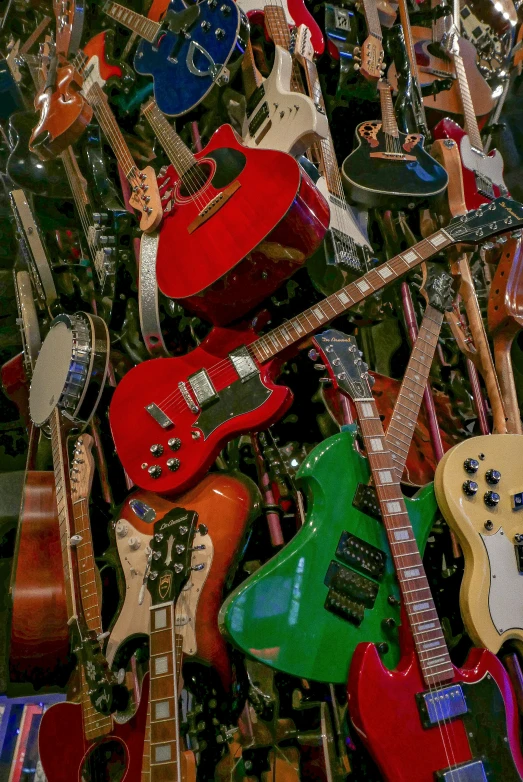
(83, 31, 124, 82)
(10, 471, 69, 687)
(119, 473, 259, 689)
(109, 326, 292, 496)
(156, 124, 329, 325)
(38, 674, 149, 781)
(0, 352, 30, 426)
(348, 643, 523, 782)
(433, 117, 506, 210)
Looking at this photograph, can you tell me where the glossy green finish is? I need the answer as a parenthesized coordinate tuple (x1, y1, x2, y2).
(219, 428, 438, 684)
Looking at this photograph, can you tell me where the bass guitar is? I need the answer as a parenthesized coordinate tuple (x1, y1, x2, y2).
(432, 28, 509, 210)
(107, 198, 520, 496)
(341, 78, 448, 208)
(235, 0, 324, 56)
(104, 471, 260, 692)
(219, 266, 454, 684)
(140, 99, 330, 325)
(435, 432, 523, 653)
(103, 0, 247, 117)
(318, 331, 523, 782)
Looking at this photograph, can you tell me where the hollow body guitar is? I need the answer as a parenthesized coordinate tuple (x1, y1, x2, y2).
(435, 434, 523, 653)
(105, 471, 260, 691)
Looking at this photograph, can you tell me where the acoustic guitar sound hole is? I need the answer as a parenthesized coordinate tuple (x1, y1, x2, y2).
(81, 739, 127, 781)
(180, 162, 213, 197)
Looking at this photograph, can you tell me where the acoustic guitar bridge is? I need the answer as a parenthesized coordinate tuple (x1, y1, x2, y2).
(187, 181, 241, 233)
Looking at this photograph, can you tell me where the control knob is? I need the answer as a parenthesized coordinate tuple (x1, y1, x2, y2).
(148, 465, 162, 478)
(463, 480, 478, 497)
(485, 469, 501, 485)
(484, 491, 500, 508)
(115, 521, 128, 538)
(150, 443, 164, 456)
(463, 458, 479, 474)
(129, 536, 142, 550)
(167, 458, 180, 472)
(168, 437, 182, 451)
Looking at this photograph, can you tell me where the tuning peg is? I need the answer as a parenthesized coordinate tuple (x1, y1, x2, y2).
(70, 534, 83, 547)
(319, 377, 332, 385)
(497, 236, 508, 244)
(511, 230, 522, 238)
(314, 363, 326, 371)
(308, 349, 319, 361)
(368, 374, 376, 387)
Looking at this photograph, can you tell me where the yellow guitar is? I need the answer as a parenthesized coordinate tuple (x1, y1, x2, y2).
(435, 434, 523, 652)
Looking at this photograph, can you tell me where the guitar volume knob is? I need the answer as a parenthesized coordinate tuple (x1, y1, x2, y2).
(220, 3, 231, 12)
(168, 437, 182, 451)
(463, 458, 479, 474)
(150, 444, 164, 456)
(116, 522, 128, 538)
(215, 27, 225, 39)
(148, 465, 162, 478)
(463, 480, 478, 497)
(167, 458, 180, 472)
(484, 491, 500, 508)
(485, 469, 501, 485)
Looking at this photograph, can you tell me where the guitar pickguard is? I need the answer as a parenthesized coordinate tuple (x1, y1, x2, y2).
(195, 374, 273, 440)
(481, 528, 523, 636)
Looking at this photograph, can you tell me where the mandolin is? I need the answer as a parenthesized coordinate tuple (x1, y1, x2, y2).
(141, 98, 329, 325)
(107, 198, 521, 497)
(317, 331, 523, 782)
(341, 79, 448, 208)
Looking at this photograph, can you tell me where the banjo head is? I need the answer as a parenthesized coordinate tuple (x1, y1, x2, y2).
(29, 312, 110, 427)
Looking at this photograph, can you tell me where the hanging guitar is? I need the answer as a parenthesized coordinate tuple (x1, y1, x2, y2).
(316, 330, 523, 782)
(108, 198, 523, 497)
(103, 0, 248, 116)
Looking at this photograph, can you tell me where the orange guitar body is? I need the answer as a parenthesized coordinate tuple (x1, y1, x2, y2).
(30, 62, 92, 160)
(10, 471, 69, 688)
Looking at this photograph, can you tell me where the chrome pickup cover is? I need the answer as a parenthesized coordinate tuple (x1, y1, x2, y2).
(188, 369, 218, 408)
(418, 684, 467, 728)
(438, 760, 487, 781)
(229, 346, 258, 381)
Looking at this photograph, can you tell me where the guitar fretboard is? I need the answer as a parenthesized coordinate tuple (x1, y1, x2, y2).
(142, 100, 196, 178)
(264, 5, 305, 94)
(104, 1, 160, 43)
(249, 230, 453, 365)
(453, 48, 483, 151)
(355, 396, 454, 685)
(85, 81, 138, 178)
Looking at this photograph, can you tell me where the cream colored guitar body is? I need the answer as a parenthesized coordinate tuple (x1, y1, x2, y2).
(435, 434, 523, 652)
(105, 519, 213, 666)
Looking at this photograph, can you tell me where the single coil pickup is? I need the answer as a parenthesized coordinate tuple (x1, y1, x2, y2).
(336, 530, 386, 581)
(352, 483, 382, 522)
(324, 560, 378, 609)
(246, 84, 266, 118)
(436, 760, 487, 782)
(249, 102, 270, 136)
(416, 684, 468, 729)
(324, 587, 365, 627)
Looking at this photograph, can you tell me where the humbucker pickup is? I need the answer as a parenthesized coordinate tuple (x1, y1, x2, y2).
(335, 531, 386, 581)
(324, 561, 379, 609)
(436, 760, 487, 782)
(352, 483, 382, 522)
(249, 103, 270, 136)
(246, 84, 266, 119)
(416, 684, 468, 729)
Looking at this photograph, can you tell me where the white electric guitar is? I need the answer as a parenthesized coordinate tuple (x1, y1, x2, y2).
(435, 434, 523, 653)
(241, 26, 328, 156)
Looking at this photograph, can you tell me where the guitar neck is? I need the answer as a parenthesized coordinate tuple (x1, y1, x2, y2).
(142, 99, 196, 177)
(386, 304, 444, 479)
(395, 0, 428, 134)
(241, 38, 263, 100)
(355, 395, 453, 686)
(103, 1, 160, 42)
(148, 603, 184, 779)
(19, 15, 52, 56)
(249, 229, 454, 366)
(85, 82, 139, 177)
(360, 0, 383, 43)
(60, 147, 99, 266)
(453, 49, 483, 151)
(379, 80, 400, 138)
(264, 5, 305, 93)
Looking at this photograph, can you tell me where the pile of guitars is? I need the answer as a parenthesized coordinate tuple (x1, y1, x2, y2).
(2, 0, 523, 778)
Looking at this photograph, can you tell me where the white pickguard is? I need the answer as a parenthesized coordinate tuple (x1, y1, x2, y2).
(242, 46, 329, 157)
(316, 177, 372, 251)
(105, 520, 213, 665)
(481, 527, 523, 635)
(459, 134, 507, 190)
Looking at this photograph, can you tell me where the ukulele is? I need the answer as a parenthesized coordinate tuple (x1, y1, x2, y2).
(107, 198, 520, 497)
(30, 39, 93, 161)
(432, 27, 509, 209)
(316, 330, 523, 782)
(103, 0, 247, 117)
(140, 98, 330, 326)
(219, 266, 454, 684)
(341, 79, 448, 208)
(104, 470, 260, 693)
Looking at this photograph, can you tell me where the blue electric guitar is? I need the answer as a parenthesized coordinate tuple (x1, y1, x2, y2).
(103, 0, 248, 117)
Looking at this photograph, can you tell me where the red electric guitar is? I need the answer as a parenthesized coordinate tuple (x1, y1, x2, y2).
(108, 198, 523, 497)
(432, 28, 508, 210)
(142, 99, 330, 325)
(313, 330, 523, 782)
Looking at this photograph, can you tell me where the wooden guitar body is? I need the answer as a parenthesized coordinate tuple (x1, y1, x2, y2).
(30, 63, 93, 161)
(105, 472, 260, 690)
(348, 642, 523, 781)
(38, 674, 149, 781)
(435, 434, 523, 652)
(242, 45, 329, 156)
(219, 430, 438, 683)
(387, 29, 494, 118)
(155, 124, 330, 325)
(433, 117, 508, 210)
(109, 326, 291, 496)
(9, 470, 69, 688)
(7, 111, 69, 196)
(341, 124, 448, 207)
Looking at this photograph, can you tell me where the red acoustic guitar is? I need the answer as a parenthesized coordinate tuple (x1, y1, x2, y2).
(108, 198, 522, 496)
(314, 330, 523, 782)
(142, 100, 330, 325)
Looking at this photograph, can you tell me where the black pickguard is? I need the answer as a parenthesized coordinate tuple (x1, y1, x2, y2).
(7, 111, 68, 198)
(195, 374, 272, 439)
(207, 147, 246, 189)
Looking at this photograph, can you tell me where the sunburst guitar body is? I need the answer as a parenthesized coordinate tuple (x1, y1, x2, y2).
(435, 434, 523, 652)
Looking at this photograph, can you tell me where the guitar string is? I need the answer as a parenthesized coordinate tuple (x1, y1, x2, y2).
(61, 149, 102, 266)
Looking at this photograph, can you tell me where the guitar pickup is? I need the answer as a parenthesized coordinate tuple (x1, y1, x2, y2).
(515, 534, 523, 573)
(324, 561, 379, 609)
(352, 483, 382, 522)
(436, 761, 487, 782)
(416, 684, 467, 729)
(246, 84, 266, 118)
(249, 102, 270, 136)
(145, 403, 174, 429)
(336, 531, 386, 581)
(229, 346, 258, 381)
(324, 586, 365, 626)
(188, 369, 218, 409)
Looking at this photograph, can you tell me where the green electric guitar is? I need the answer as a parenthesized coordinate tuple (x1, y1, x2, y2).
(219, 265, 455, 684)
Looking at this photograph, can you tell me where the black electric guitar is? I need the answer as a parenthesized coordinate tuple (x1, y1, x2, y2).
(341, 78, 448, 207)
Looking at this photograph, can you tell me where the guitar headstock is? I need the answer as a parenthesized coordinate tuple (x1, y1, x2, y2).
(355, 35, 385, 82)
(293, 24, 314, 62)
(446, 198, 523, 244)
(420, 262, 456, 313)
(146, 508, 205, 607)
(312, 330, 374, 402)
(71, 433, 95, 499)
(441, 25, 461, 57)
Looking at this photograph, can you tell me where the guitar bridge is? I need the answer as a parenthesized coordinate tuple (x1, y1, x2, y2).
(187, 181, 241, 233)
